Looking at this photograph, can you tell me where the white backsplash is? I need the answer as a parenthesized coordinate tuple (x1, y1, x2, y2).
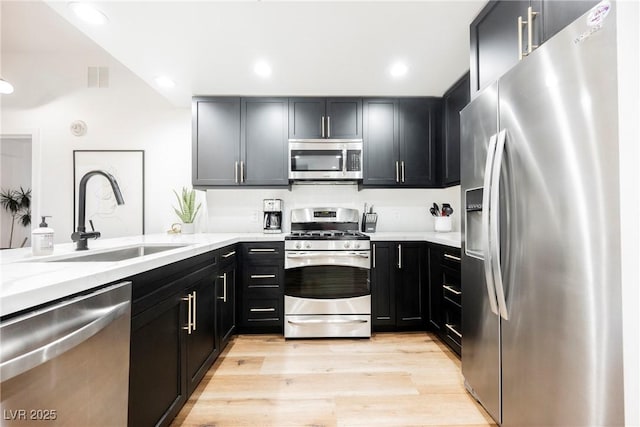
(204, 184, 461, 233)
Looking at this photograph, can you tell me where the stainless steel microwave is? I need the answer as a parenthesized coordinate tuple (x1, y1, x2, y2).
(288, 139, 363, 180)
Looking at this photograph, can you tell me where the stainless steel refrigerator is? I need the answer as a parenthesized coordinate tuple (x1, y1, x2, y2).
(460, 3, 624, 426)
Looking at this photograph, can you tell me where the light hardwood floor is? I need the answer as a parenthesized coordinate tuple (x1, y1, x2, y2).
(171, 332, 496, 427)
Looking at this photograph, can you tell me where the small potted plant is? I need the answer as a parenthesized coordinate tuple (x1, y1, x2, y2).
(173, 187, 201, 234)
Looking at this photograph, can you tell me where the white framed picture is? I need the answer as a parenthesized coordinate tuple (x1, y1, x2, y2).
(73, 150, 144, 238)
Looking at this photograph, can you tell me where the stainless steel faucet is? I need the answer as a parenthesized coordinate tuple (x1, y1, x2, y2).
(72, 170, 125, 250)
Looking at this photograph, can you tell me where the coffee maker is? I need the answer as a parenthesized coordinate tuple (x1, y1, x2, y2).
(263, 199, 283, 234)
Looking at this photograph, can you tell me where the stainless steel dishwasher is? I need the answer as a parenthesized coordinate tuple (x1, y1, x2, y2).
(0, 281, 131, 426)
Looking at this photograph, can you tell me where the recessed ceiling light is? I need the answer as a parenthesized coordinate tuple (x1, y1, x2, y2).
(0, 79, 14, 94)
(69, 2, 108, 25)
(254, 61, 272, 78)
(154, 76, 176, 88)
(390, 62, 408, 78)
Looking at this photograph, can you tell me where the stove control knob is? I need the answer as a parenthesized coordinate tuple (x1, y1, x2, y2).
(354, 242, 360, 249)
(305, 243, 312, 249)
(295, 242, 302, 249)
(344, 242, 351, 249)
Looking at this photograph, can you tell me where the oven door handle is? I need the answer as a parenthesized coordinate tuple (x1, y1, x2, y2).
(286, 252, 370, 258)
(287, 318, 368, 325)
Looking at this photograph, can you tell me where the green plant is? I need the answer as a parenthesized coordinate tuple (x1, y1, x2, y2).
(173, 187, 201, 224)
(0, 187, 31, 248)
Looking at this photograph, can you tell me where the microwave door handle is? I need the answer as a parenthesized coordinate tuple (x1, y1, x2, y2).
(263, 214, 268, 229)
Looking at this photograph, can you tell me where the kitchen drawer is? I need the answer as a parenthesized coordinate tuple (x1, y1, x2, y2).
(441, 249, 461, 270)
(242, 242, 284, 263)
(244, 265, 282, 291)
(219, 245, 237, 267)
(443, 309, 462, 356)
(244, 298, 282, 324)
(443, 283, 462, 308)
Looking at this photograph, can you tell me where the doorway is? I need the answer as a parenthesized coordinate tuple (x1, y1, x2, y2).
(1, 135, 32, 248)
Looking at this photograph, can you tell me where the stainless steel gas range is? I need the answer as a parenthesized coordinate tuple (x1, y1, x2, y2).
(284, 207, 371, 338)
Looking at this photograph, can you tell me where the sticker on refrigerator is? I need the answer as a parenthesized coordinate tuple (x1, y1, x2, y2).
(587, 1, 611, 27)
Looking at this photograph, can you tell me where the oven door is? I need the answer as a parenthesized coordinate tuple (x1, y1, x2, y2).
(284, 250, 370, 299)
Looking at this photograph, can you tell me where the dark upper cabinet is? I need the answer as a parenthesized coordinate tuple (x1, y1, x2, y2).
(363, 98, 438, 188)
(241, 98, 289, 186)
(441, 72, 470, 187)
(470, 0, 598, 97)
(193, 97, 288, 187)
(193, 97, 241, 186)
(363, 99, 399, 186)
(288, 97, 362, 139)
(371, 242, 395, 328)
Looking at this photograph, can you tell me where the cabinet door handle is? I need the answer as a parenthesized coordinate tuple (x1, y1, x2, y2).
(250, 308, 276, 312)
(372, 244, 376, 269)
(443, 285, 462, 295)
(445, 323, 462, 339)
(250, 248, 276, 253)
(222, 250, 236, 258)
(527, 6, 538, 55)
(251, 274, 276, 279)
(395, 161, 400, 183)
(518, 15, 524, 61)
(401, 161, 405, 183)
(444, 253, 461, 262)
(192, 291, 197, 331)
(182, 294, 193, 334)
(240, 161, 245, 183)
(217, 273, 227, 302)
(321, 116, 325, 138)
(398, 244, 402, 269)
(327, 116, 331, 138)
(234, 161, 239, 183)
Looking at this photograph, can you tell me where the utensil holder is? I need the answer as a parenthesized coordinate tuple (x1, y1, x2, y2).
(364, 213, 378, 233)
(434, 216, 452, 233)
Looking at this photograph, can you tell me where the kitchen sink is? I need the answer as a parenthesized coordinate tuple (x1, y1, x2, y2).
(46, 244, 189, 262)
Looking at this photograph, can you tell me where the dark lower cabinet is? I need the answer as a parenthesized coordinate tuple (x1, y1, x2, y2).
(428, 244, 462, 356)
(128, 251, 220, 427)
(371, 241, 425, 330)
(217, 246, 237, 351)
(129, 291, 186, 427)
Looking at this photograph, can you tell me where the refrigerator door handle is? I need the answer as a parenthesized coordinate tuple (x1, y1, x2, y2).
(490, 129, 509, 320)
(482, 133, 500, 316)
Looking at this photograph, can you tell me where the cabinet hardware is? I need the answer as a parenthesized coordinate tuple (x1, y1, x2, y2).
(250, 248, 276, 253)
(401, 161, 405, 183)
(444, 253, 461, 262)
(248, 284, 279, 289)
(182, 294, 193, 334)
(234, 161, 239, 183)
(518, 15, 524, 61)
(398, 244, 402, 269)
(527, 6, 539, 56)
(327, 116, 331, 138)
(222, 250, 236, 258)
(240, 161, 245, 183)
(192, 291, 197, 331)
(372, 244, 376, 269)
(396, 161, 400, 182)
(321, 116, 325, 138)
(250, 274, 276, 279)
(443, 285, 462, 295)
(217, 273, 227, 302)
(250, 308, 276, 312)
(445, 323, 462, 339)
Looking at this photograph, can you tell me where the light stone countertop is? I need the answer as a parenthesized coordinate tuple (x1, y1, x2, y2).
(0, 231, 460, 318)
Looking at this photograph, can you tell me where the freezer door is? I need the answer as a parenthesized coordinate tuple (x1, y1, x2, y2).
(460, 82, 501, 424)
(497, 4, 624, 426)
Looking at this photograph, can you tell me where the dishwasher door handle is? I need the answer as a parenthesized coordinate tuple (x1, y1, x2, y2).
(0, 299, 130, 382)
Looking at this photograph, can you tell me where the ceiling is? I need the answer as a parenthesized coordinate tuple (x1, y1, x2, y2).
(4, 1, 487, 108)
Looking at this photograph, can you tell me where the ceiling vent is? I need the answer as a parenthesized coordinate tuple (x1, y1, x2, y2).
(87, 66, 109, 88)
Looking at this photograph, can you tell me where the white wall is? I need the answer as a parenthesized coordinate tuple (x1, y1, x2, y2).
(1, 51, 191, 243)
(617, 1, 640, 424)
(204, 185, 461, 233)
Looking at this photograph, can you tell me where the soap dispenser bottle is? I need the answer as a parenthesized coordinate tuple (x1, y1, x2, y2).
(32, 216, 54, 256)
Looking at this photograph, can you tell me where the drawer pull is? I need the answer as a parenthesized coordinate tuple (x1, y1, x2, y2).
(443, 285, 462, 295)
(222, 250, 236, 258)
(250, 308, 276, 312)
(250, 248, 276, 253)
(248, 284, 279, 289)
(250, 274, 276, 279)
(445, 323, 462, 339)
(444, 253, 461, 262)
